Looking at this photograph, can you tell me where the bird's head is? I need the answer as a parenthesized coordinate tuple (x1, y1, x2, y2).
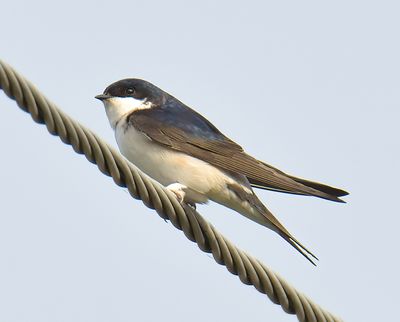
(96, 78, 165, 128)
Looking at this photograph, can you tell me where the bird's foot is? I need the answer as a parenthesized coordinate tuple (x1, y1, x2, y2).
(166, 183, 187, 203)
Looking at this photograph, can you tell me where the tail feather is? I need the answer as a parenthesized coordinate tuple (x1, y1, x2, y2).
(252, 197, 318, 265)
(278, 232, 318, 266)
(225, 182, 319, 265)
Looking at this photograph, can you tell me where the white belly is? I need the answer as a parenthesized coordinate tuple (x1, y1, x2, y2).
(115, 123, 234, 203)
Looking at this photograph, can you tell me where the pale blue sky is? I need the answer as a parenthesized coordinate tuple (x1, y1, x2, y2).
(1, 1, 399, 321)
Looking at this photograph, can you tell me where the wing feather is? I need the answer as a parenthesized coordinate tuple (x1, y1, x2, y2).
(129, 105, 346, 202)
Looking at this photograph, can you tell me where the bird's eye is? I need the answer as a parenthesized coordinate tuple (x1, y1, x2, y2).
(126, 87, 135, 95)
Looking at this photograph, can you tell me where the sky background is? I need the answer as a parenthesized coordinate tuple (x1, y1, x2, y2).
(1, 1, 399, 321)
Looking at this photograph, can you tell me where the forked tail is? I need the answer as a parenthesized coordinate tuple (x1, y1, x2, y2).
(252, 195, 318, 265)
(226, 182, 318, 265)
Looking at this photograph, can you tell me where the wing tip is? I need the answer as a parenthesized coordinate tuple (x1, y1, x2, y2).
(292, 177, 350, 199)
(325, 195, 347, 203)
(249, 177, 349, 203)
(336, 189, 350, 197)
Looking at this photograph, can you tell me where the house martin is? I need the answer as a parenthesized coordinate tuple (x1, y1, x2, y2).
(96, 79, 348, 265)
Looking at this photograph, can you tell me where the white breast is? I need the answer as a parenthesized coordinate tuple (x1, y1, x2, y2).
(101, 94, 265, 226)
(101, 95, 247, 205)
(114, 121, 235, 199)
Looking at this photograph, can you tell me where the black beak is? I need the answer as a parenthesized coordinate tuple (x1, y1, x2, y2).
(95, 94, 112, 101)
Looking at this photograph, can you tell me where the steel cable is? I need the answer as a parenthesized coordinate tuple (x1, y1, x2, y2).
(0, 60, 341, 322)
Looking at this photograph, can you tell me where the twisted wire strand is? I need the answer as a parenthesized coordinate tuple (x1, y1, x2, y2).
(0, 60, 342, 322)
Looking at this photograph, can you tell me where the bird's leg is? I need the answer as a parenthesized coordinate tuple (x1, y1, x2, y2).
(166, 183, 198, 210)
(166, 183, 187, 203)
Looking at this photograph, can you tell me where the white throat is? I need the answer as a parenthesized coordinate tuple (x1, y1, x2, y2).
(102, 97, 151, 129)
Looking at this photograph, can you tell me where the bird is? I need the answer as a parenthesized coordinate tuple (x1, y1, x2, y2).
(95, 78, 348, 265)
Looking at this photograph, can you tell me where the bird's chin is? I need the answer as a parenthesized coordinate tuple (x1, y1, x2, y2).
(105, 97, 146, 111)
(103, 97, 150, 129)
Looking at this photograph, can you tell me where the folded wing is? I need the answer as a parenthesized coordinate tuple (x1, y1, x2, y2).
(129, 100, 348, 202)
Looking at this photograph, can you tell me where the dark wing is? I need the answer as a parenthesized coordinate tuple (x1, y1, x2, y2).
(129, 99, 346, 202)
(249, 161, 349, 198)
